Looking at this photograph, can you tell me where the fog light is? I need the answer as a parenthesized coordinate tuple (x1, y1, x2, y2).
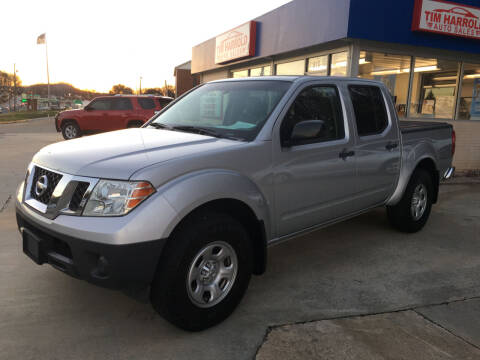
(92, 255, 109, 279)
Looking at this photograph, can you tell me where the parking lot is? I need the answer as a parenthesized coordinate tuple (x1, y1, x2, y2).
(1, 118, 480, 359)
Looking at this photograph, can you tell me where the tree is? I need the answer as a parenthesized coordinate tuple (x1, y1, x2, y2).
(21, 83, 106, 100)
(142, 85, 175, 97)
(109, 84, 133, 95)
(162, 85, 175, 98)
(0, 70, 22, 104)
(143, 87, 163, 95)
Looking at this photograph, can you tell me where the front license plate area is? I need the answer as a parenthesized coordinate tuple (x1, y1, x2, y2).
(22, 228, 45, 265)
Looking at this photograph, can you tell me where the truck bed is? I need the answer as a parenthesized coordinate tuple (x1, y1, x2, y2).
(399, 120, 451, 134)
(398, 120, 453, 185)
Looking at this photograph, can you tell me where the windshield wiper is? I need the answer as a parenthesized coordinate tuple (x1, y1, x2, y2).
(149, 123, 245, 141)
(171, 125, 223, 138)
(148, 122, 174, 130)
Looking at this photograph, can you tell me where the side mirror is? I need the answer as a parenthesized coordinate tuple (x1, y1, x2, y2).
(84, 105, 92, 111)
(283, 120, 325, 147)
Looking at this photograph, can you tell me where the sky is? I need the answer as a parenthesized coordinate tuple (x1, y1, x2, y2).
(0, 0, 291, 93)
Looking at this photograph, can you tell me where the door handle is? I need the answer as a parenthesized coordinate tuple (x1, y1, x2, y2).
(339, 148, 355, 160)
(385, 142, 398, 150)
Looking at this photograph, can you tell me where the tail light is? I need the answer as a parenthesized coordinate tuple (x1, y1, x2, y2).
(451, 129, 456, 156)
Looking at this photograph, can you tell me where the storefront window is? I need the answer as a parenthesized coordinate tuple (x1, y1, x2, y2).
(458, 63, 480, 120)
(250, 65, 271, 77)
(409, 57, 459, 119)
(330, 52, 348, 76)
(307, 55, 328, 75)
(358, 51, 411, 118)
(232, 70, 248, 78)
(276, 60, 305, 76)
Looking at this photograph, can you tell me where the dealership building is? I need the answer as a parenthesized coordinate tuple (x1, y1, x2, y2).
(180, 0, 480, 172)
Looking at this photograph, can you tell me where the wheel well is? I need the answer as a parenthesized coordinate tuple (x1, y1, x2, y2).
(172, 199, 267, 275)
(415, 158, 439, 203)
(60, 119, 78, 129)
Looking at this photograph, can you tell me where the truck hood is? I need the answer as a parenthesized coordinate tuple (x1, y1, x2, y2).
(33, 128, 240, 179)
(58, 109, 83, 117)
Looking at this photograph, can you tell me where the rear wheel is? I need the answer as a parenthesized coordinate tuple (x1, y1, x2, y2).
(387, 169, 433, 233)
(61, 121, 81, 140)
(150, 211, 253, 331)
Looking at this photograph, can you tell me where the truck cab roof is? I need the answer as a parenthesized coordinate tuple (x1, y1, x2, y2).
(209, 75, 385, 86)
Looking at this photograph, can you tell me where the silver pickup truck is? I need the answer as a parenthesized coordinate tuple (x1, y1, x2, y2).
(16, 76, 455, 330)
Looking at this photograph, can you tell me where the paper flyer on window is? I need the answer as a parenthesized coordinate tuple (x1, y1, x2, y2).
(471, 78, 480, 120)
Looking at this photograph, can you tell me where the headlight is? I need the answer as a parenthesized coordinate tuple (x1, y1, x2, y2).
(83, 180, 155, 216)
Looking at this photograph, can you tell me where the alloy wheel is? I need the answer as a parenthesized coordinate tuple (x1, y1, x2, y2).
(411, 183, 427, 221)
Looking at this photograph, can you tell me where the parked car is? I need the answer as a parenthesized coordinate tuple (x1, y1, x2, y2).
(16, 77, 454, 331)
(55, 95, 173, 140)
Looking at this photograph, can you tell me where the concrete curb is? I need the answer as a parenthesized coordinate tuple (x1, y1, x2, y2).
(442, 176, 480, 185)
(0, 119, 30, 124)
(256, 302, 480, 360)
(0, 116, 52, 125)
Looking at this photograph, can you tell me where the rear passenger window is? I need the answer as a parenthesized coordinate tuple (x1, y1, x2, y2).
(112, 98, 133, 110)
(158, 98, 172, 108)
(348, 85, 388, 136)
(138, 98, 156, 109)
(281, 85, 345, 145)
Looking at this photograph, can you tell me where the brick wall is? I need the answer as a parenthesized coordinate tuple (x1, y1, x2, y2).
(412, 119, 480, 173)
(448, 121, 480, 174)
(175, 69, 199, 97)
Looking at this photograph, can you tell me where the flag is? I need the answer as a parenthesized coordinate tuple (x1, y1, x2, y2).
(37, 33, 46, 44)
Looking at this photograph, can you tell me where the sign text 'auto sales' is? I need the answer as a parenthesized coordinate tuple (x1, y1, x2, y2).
(412, 0, 480, 40)
(215, 21, 256, 64)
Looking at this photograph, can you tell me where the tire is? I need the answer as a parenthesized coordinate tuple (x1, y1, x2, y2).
(150, 211, 253, 331)
(61, 121, 81, 140)
(387, 169, 433, 233)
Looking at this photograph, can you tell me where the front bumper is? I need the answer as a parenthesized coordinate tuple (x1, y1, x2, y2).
(54, 114, 60, 132)
(16, 208, 166, 291)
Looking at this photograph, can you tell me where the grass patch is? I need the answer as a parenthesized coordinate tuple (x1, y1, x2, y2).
(0, 110, 58, 122)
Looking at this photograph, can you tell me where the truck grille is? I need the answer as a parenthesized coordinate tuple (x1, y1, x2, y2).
(69, 182, 90, 211)
(30, 166, 63, 204)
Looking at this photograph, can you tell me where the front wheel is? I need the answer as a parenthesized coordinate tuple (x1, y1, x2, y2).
(61, 121, 81, 140)
(150, 211, 253, 331)
(387, 169, 433, 233)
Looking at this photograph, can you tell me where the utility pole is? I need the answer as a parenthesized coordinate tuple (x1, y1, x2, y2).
(164, 79, 167, 96)
(46, 38, 50, 108)
(139, 76, 142, 95)
(13, 64, 16, 112)
(37, 33, 50, 108)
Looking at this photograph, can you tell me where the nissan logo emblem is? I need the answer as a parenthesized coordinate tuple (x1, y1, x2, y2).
(35, 175, 49, 197)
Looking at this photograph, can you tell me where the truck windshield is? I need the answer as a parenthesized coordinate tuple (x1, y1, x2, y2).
(149, 80, 292, 141)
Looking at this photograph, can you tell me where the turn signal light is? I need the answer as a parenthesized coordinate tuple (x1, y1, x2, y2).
(126, 182, 155, 211)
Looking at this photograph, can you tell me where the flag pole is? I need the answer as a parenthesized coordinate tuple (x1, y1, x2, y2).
(45, 36, 50, 108)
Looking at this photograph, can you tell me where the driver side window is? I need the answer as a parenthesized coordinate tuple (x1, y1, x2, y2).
(280, 85, 345, 146)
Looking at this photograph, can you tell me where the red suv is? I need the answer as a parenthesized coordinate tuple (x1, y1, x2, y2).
(55, 95, 173, 140)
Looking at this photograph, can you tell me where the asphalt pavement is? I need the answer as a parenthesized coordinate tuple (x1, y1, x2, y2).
(1, 118, 480, 359)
